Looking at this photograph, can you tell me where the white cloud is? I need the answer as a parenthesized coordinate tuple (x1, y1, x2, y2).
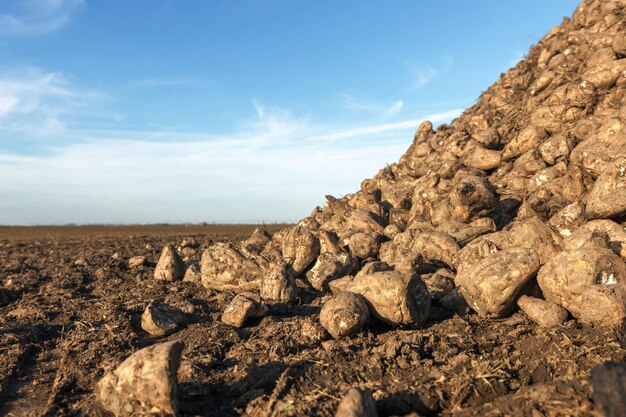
(381, 100, 404, 119)
(0, 103, 463, 224)
(407, 55, 454, 90)
(0, 67, 98, 137)
(309, 109, 462, 142)
(412, 67, 438, 89)
(337, 91, 404, 120)
(0, 96, 19, 117)
(0, 0, 85, 37)
(246, 99, 308, 145)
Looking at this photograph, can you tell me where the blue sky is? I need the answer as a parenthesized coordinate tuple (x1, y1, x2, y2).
(0, 0, 579, 224)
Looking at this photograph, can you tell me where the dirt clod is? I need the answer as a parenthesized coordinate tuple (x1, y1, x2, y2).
(591, 362, 626, 417)
(0, 287, 9, 307)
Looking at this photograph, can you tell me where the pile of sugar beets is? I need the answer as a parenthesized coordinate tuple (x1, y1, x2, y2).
(95, 0, 626, 415)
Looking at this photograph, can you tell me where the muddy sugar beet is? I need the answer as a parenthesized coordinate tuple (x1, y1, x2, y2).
(154, 245, 185, 281)
(348, 270, 431, 327)
(96, 341, 183, 416)
(319, 292, 370, 339)
(537, 247, 626, 318)
(260, 262, 298, 303)
(200, 242, 264, 292)
(456, 248, 541, 318)
(141, 302, 187, 336)
(221, 292, 268, 328)
(517, 295, 568, 328)
(306, 252, 358, 291)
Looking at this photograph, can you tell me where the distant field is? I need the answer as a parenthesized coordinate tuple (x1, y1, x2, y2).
(0, 224, 292, 241)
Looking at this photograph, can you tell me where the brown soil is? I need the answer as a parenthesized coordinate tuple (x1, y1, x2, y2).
(0, 225, 623, 416)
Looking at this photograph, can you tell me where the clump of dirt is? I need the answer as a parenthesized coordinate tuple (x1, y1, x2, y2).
(2, 0, 626, 415)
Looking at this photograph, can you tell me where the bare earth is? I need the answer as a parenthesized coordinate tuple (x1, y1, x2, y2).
(0, 225, 623, 416)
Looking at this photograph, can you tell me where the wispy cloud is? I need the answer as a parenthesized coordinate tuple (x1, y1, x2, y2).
(381, 100, 404, 119)
(336, 91, 404, 120)
(309, 109, 462, 142)
(0, 0, 86, 37)
(0, 67, 99, 137)
(248, 100, 308, 144)
(406, 55, 454, 90)
(0, 96, 19, 118)
(411, 67, 437, 89)
(0, 101, 463, 224)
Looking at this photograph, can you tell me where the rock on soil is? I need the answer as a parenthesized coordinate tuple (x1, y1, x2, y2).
(96, 341, 183, 416)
